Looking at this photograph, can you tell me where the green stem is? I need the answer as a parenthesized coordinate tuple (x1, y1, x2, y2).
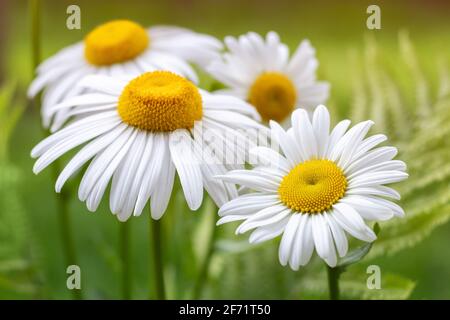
(120, 221, 132, 299)
(327, 265, 340, 300)
(192, 205, 219, 299)
(56, 178, 82, 300)
(29, 0, 82, 300)
(150, 219, 165, 299)
(30, 0, 41, 71)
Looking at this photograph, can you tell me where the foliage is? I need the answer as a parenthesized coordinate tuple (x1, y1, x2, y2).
(299, 267, 415, 300)
(0, 84, 39, 298)
(348, 32, 450, 260)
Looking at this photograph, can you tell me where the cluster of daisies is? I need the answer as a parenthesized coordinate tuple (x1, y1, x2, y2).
(29, 20, 407, 268)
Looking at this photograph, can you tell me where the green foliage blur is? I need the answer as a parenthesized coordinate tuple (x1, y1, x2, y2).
(0, 0, 449, 299)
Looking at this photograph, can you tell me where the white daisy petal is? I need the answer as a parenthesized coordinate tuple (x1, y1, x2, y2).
(110, 131, 148, 219)
(345, 147, 399, 175)
(217, 214, 252, 225)
(55, 123, 127, 192)
(349, 170, 409, 189)
(33, 114, 121, 174)
(150, 145, 176, 220)
(216, 170, 280, 192)
(149, 25, 222, 67)
(45, 93, 117, 116)
(339, 196, 394, 221)
(31, 111, 119, 157)
(192, 137, 237, 207)
(134, 134, 165, 216)
(289, 214, 316, 269)
(346, 185, 401, 200)
(332, 203, 377, 242)
(41, 66, 91, 110)
(77, 74, 126, 95)
(312, 105, 330, 158)
(325, 119, 351, 158)
(336, 120, 374, 169)
(297, 215, 315, 266)
(201, 92, 260, 121)
(279, 214, 301, 266)
(311, 213, 337, 267)
(36, 43, 84, 72)
(28, 62, 82, 98)
(287, 40, 316, 76)
(292, 108, 318, 159)
(83, 128, 138, 210)
(324, 213, 348, 257)
(121, 133, 153, 217)
(296, 83, 330, 110)
(249, 146, 290, 173)
(218, 194, 281, 217)
(249, 216, 289, 244)
(141, 51, 199, 83)
(269, 120, 302, 165)
(352, 134, 387, 161)
(237, 206, 291, 234)
(362, 196, 406, 218)
(347, 160, 407, 179)
(169, 129, 204, 211)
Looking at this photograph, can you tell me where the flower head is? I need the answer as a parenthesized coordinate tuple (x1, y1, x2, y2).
(31, 71, 263, 221)
(28, 20, 222, 130)
(217, 105, 408, 268)
(207, 32, 329, 123)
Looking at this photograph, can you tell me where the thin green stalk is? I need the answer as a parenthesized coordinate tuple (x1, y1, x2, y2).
(56, 185, 82, 300)
(327, 265, 340, 300)
(192, 204, 219, 299)
(150, 219, 165, 299)
(120, 221, 132, 299)
(30, 0, 41, 70)
(29, 0, 82, 300)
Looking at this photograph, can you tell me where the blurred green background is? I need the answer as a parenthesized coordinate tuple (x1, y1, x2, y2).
(0, 0, 449, 299)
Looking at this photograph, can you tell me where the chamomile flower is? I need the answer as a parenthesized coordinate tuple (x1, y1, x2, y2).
(31, 71, 263, 222)
(216, 105, 408, 268)
(28, 20, 222, 130)
(207, 31, 329, 123)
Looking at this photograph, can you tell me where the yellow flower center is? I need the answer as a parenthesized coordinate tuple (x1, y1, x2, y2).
(248, 72, 297, 122)
(278, 160, 347, 213)
(118, 71, 203, 132)
(84, 20, 149, 66)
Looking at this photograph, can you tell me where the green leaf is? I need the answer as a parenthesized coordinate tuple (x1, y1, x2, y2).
(368, 204, 450, 260)
(0, 162, 40, 298)
(300, 267, 415, 300)
(347, 33, 450, 262)
(337, 223, 380, 268)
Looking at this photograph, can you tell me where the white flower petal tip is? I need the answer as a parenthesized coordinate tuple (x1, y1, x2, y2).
(31, 165, 40, 175)
(215, 104, 407, 268)
(150, 207, 167, 221)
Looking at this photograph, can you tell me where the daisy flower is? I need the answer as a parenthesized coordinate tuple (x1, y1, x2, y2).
(207, 31, 329, 123)
(216, 105, 408, 269)
(31, 70, 263, 222)
(28, 20, 222, 130)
